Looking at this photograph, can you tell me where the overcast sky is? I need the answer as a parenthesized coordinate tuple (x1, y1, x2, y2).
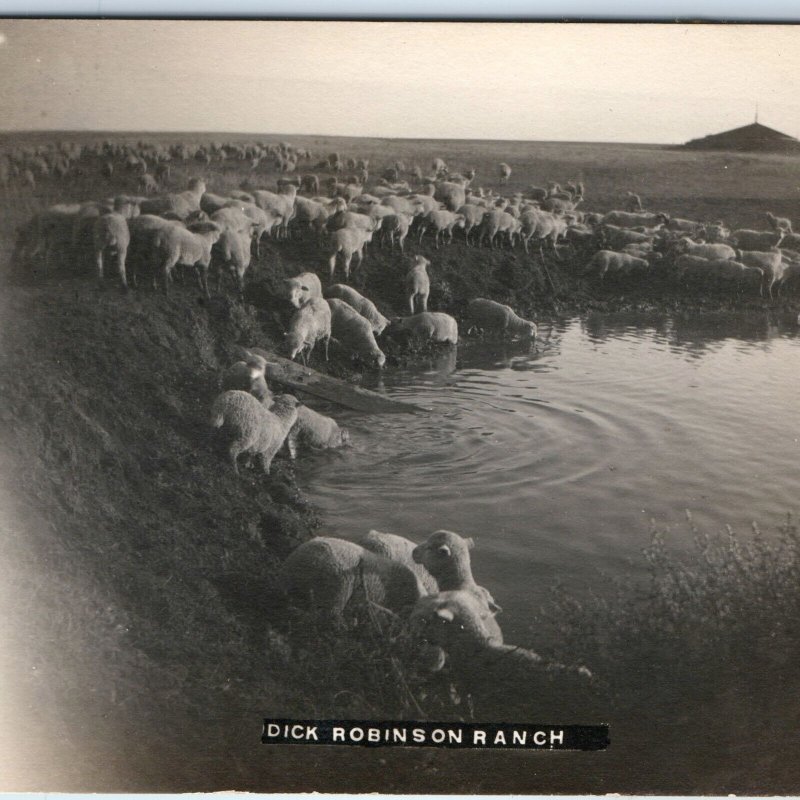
(1, 21, 799, 143)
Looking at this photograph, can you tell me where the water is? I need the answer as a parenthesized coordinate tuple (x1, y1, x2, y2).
(295, 312, 800, 641)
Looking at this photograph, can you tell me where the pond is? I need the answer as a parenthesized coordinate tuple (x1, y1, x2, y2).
(295, 311, 800, 642)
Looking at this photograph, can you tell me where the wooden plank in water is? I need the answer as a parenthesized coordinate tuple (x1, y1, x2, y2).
(248, 347, 426, 414)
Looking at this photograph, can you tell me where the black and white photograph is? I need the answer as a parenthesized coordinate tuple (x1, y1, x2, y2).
(0, 19, 799, 794)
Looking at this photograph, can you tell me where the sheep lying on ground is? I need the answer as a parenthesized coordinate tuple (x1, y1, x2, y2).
(405, 255, 431, 314)
(390, 312, 458, 345)
(465, 298, 537, 340)
(284, 296, 332, 363)
(283, 537, 426, 618)
(328, 298, 386, 368)
(324, 284, 389, 335)
(409, 590, 594, 717)
(359, 530, 439, 595)
(209, 391, 299, 475)
(286, 272, 323, 308)
(412, 530, 501, 613)
(286, 405, 350, 458)
(221, 352, 271, 404)
(92, 212, 130, 288)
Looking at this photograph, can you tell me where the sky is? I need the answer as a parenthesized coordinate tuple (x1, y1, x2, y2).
(0, 21, 799, 143)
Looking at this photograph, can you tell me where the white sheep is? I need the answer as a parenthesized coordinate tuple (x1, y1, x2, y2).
(479, 209, 520, 248)
(675, 255, 763, 293)
(405, 255, 430, 314)
(412, 530, 501, 613)
(285, 272, 323, 309)
(498, 162, 512, 184)
(286, 405, 350, 458)
(391, 312, 458, 345)
(324, 284, 389, 335)
(328, 298, 386, 368)
(252, 184, 297, 239)
(434, 180, 467, 212)
(729, 229, 785, 251)
(283, 537, 426, 617)
(766, 211, 793, 234)
(585, 250, 651, 280)
(418, 209, 465, 248)
(209, 391, 299, 475)
(465, 298, 537, 340)
(457, 203, 487, 245)
(284, 296, 332, 363)
(153, 220, 223, 297)
(221, 352, 271, 404)
(380, 212, 413, 253)
(212, 228, 251, 295)
(139, 177, 206, 220)
(327, 227, 373, 280)
(91, 212, 130, 288)
(359, 530, 439, 595)
(674, 237, 736, 261)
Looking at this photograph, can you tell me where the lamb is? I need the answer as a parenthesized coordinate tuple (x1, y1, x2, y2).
(91, 212, 130, 289)
(405, 255, 431, 314)
(221, 352, 271, 404)
(465, 298, 537, 340)
(409, 591, 593, 718)
(283, 537, 426, 618)
(327, 227, 373, 279)
(324, 284, 390, 335)
(418, 209, 465, 247)
(585, 250, 650, 280)
(390, 312, 458, 345)
(328, 298, 387, 368)
(412, 530, 500, 613)
(284, 296, 332, 363)
(286, 405, 350, 458)
(153, 220, 223, 297)
(674, 237, 736, 261)
(285, 272, 323, 308)
(209, 391, 299, 475)
(359, 530, 438, 595)
(766, 211, 792, 234)
(498, 162, 512, 184)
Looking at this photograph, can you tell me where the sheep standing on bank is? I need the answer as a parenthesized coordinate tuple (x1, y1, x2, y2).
(418, 209, 465, 248)
(328, 298, 387, 368)
(283, 537, 426, 618)
(673, 237, 736, 261)
(153, 220, 222, 297)
(328, 227, 372, 279)
(412, 530, 501, 613)
(465, 298, 537, 340)
(585, 250, 651, 280)
(286, 405, 350, 458)
(390, 312, 458, 345)
(284, 296, 332, 363)
(285, 272, 323, 308)
(92, 212, 130, 288)
(405, 255, 431, 314)
(381, 212, 413, 253)
(209, 391, 299, 475)
(498, 162, 512, 185)
(324, 284, 390, 335)
(221, 352, 271, 404)
(212, 228, 251, 296)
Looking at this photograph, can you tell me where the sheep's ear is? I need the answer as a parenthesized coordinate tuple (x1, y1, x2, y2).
(465, 537, 475, 550)
(436, 544, 451, 557)
(489, 600, 503, 614)
(435, 608, 455, 622)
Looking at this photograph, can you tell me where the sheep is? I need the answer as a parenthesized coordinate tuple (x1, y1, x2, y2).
(434, 180, 466, 212)
(465, 298, 537, 340)
(409, 591, 593, 717)
(252, 184, 297, 238)
(418, 209, 465, 247)
(380, 212, 413, 253)
(624, 191, 644, 212)
(380, 194, 417, 217)
(766, 211, 792, 234)
(283, 537, 426, 619)
(359, 530, 438, 595)
(599, 224, 654, 251)
(412, 530, 500, 613)
(221, 352, 271, 404)
(585, 250, 651, 280)
(405, 255, 430, 314)
(326, 209, 377, 234)
(284, 296, 332, 363)
(328, 298, 386, 368)
(209, 391, 299, 475)
(139, 177, 206, 220)
(292, 196, 330, 237)
(675, 255, 763, 293)
(152, 220, 223, 297)
(300, 173, 320, 194)
(457, 203, 487, 245)
(138, 173, 159, 194)
(212, 228, 251, 296)
(286, 405, 350, 458)
(729, 229, 785, 251)
(327, 227, 373, 280)
(285, 272, 323, 309)
(390, 312, 458, 345)
(673, 237, 736, 261)
(498, 162, 512, 185)
(664, 215, 702, 233)
(324, 284, 390, 335)
(91, 212, 130, 289)
(735, 249, 784, 298)
(478, 209, 520, 248)
(519, 208, 565, 256)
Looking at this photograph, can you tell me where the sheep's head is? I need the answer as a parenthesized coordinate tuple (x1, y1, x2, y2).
(412, 529, 474, 581)
(283, 331, 305, 360)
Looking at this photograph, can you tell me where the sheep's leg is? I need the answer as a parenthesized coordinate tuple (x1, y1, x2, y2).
(344, 253, 352, 280)
(162, 257, 177, 295)
(286, 431, 298, 461)
(228, 445, 242, 475)
(257, 451, 273, 475)
(409, 294, 416, 314)
(421, 291, 428, 312)
(96, 249, 105, 283)
(328, 252, 337, 279)
(116, 247, 128, 289)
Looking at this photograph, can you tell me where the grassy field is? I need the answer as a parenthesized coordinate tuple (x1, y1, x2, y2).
(1, 131, 800, 792)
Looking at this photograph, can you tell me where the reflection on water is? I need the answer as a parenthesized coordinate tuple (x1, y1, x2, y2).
(295, 311, 800, 641)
